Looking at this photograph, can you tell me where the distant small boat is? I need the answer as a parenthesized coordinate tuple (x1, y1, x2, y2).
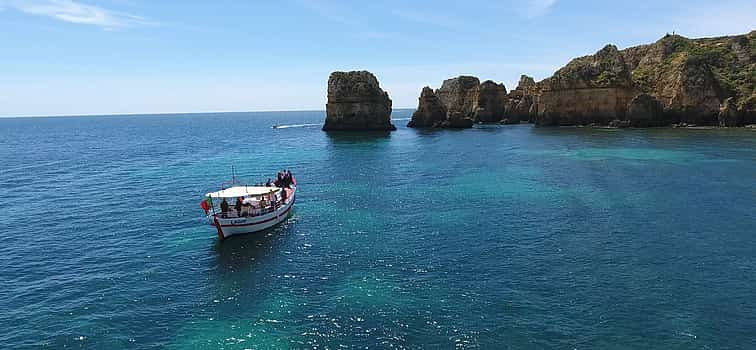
(200, 171, 297, 240)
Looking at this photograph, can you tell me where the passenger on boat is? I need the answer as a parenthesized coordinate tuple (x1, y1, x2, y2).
(234, 197, 243, 217)
(270, 192, 277, 209)
(266, 178, 272, 187)
(281, 187, 288, 202)
(220, 198, 229, 218)
(283, 170, 293, 188)
(242, 198, 255, 217)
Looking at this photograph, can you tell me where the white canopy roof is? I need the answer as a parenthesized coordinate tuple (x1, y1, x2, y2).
(206, 186, 280, 199)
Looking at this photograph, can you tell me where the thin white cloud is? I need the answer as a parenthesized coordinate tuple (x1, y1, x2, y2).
(523, 0, 557, 18)
(7, 0, 152, 28)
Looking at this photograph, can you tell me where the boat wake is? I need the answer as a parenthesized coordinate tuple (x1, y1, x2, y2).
(272, 123, 321, 129)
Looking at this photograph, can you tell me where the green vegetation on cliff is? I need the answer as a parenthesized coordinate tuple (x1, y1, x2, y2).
(536, 30, 755, 126)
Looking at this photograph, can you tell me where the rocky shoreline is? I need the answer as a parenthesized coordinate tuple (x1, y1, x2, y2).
(323, 31, 754, 131)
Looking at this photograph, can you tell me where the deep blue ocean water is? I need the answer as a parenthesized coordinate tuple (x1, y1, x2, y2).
(1, 111, 755, 349)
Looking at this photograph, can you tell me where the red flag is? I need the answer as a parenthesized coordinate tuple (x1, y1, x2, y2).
(200, 199, 210, 213)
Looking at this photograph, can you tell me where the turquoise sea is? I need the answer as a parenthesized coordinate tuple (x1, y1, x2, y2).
(1, 110, 755, 349)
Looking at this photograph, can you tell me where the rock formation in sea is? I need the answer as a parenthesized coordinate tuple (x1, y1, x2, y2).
(475, 80, 509, 123)
(505, 75, 539, 123)
(532, 31, 755, 126)
(407, 74, 543, 128)
(407, 87, 448, 128)
(323, 71, 396, 131)
(436, 76, 480, 127)
(407, 31, 753, 128)
(407, 76, 480, 128)
(408, 76, 512, 128)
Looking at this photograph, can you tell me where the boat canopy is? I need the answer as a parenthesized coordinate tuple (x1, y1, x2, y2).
(206, 186, 280, 199)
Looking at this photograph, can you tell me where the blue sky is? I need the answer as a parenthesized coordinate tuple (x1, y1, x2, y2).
(0, 0, 753, 116)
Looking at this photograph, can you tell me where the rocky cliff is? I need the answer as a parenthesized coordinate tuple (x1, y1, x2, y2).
(323, 71, 396, 131)
(409, 31, 754, 129)
(534, 31, 756, 126)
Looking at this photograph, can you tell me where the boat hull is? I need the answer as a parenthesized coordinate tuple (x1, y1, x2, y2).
(209, 188, 296, 239)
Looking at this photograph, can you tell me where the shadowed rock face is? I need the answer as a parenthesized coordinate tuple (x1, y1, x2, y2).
(475, 80, 508, 122)
(718, 97, 742, 127)
(628, 93, 665, 127)
(408, 87, 447, 128)
(741, 93, 756, 125)
(323, 71, 396, 131)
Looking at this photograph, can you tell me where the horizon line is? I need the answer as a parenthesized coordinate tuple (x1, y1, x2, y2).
(0, 107, 418, 119)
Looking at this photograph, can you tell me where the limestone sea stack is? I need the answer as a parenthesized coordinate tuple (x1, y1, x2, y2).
(504, 75, 538, 123)
(407, 87, 448, 128)
(407, 75, 540, 128)
(323, 71, 396, 131)
(475, 80, 509, 123)
(406, 76, 481, 128)
(436, 76, 479, 128)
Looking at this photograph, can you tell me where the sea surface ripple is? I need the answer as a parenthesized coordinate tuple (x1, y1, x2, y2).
(1, 111, 755, 349)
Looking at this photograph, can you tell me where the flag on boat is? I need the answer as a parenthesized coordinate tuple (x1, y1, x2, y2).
(200, 196, 212, 213)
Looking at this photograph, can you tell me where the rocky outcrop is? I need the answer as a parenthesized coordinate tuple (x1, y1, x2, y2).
(408, 73, 545, 127)
(475, 80, 508, 122)
(408, 87, 447, 128)
(407, 76, 480, 128)
(512, 75, 538, 96)
(445, 112, 475, 128)
(533, 31, 755, 126)
(506, 75, 539, 123)
(436, 76, 480, 123)
(323, 71, 396, 131)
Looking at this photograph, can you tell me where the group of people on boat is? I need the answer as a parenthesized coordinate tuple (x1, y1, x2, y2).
(218, 191, 279, 218)
(254, 169, 296, 189)
(215, 170, 296, 219)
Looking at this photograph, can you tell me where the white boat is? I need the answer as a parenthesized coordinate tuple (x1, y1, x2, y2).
(201, 176, 297, 240)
